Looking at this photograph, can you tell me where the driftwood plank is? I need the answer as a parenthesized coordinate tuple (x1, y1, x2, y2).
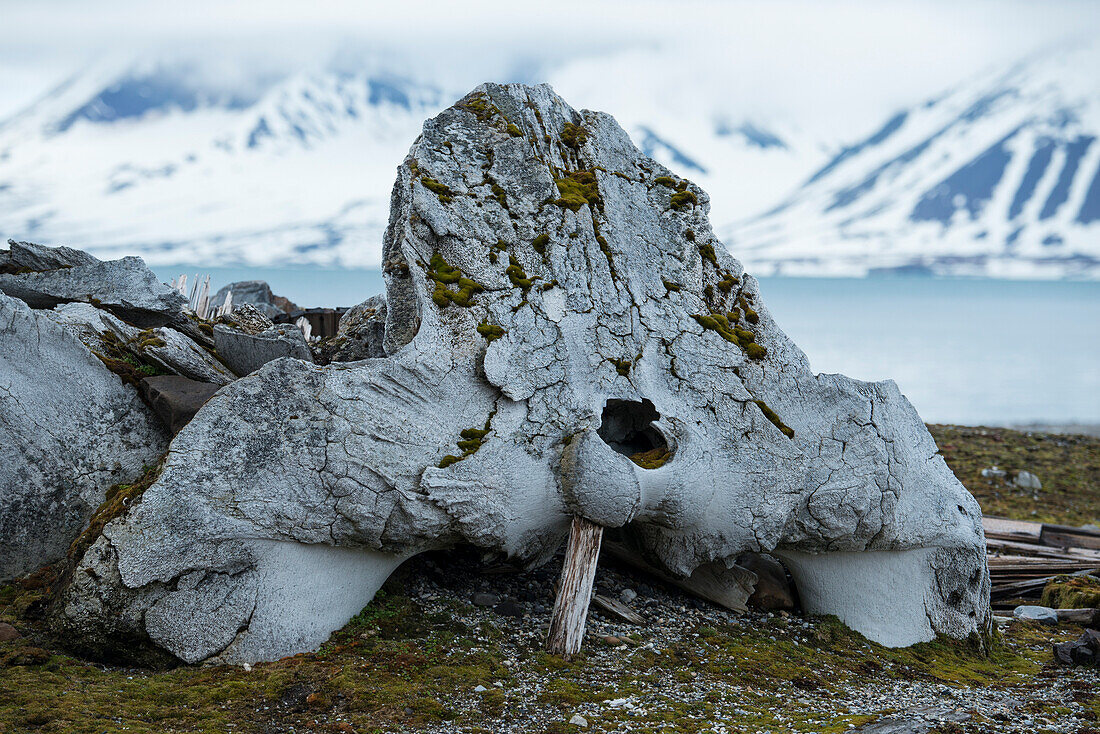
(591, 594, 645, 624)
(546, 516, 604, 657)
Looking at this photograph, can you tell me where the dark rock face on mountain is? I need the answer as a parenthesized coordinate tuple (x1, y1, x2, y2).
(211, 280, 298, 319)
(48, 83, 990, 665)
(0, 292, 170, 582)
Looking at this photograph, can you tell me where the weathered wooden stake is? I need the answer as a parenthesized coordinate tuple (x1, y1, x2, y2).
(546, 515, 604, 657)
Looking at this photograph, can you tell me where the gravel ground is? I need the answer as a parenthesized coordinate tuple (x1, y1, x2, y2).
(368, 549, 1098, 734)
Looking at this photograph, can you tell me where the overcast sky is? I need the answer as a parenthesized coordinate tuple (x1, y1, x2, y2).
(1, 0, 1096, 130)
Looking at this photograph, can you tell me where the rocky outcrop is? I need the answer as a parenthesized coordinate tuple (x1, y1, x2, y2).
(211, 280, 298, 319)
(0, 244, 185, 327)
(213, 307, 313, 377)
(46, 302, 234, 386)
(0, 292, 170, 582)
(51, 83, 990, 664)
(316, 295, 387, 363)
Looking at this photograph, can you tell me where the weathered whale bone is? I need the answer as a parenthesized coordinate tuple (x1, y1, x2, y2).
(52, 83, 990, 664)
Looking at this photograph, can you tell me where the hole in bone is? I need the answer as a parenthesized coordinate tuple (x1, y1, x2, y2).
(597, 399, 668, 458)
(957, 504, 967, 515)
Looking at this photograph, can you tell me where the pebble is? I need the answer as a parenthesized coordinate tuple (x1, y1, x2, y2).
(619, 588, 637, 604)
(568, 713, 588, 727)
(472, 592, 498, 607)
(601, 635, 623, 646)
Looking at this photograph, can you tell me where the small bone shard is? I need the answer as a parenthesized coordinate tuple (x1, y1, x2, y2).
(547, 516, 605, 657)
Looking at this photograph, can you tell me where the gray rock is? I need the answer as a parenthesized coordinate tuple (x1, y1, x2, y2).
(211, 281, 295, 319)
(569, 714, 588, 728)
(619, 588, 637, 604)
(0, 247, 185, 327)
(214, 320, 312, 377)
(52, 84, 989, 665)
(3, 239, 98, 272)
(1011, 470, 1042, 490)
(1012, 605, 1058, 625)
(139, 376, 223, 434)
(46, 302, 235, 386)
(319, 295, 387, 362)
(472, 593, 499, 607)
(216, 304, 274, 335)
(0, 292, 169, 582)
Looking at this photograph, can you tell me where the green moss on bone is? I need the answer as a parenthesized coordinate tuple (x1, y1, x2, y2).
(670, 190, 697, 211)
(427, 253, 484, 308)
(699, 243, 717, 266)
(609, 358, 631, 376)
(438, 412, 495, 468)
(506, 255, 533, 291)
(490, 182, 507, 207)
(506, 123, 522, 137)
(753, 399, 794, 439)
(662, 279, 682, 293)
(653, 176, 677, 189)
(420, 177, 454, 204)
(630, 447, 670, 469)
(476, 322, 506, 342)
(532, 233, 550, 255)
(692, 312, 767, 361)
(561, 121, 588, 149)
(553, 170, 600, 211)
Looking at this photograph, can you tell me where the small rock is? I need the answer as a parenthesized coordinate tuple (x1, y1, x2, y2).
(601, 635, 623, 646)
(0, 622, 21, 641)
(1011, 470, 1042, 490)
(472, 592, 498, 607)
(494, 600, 524, 618)
(473, 684, 487, 692)
(619, 588, 637, 604)
(1013, 605, 1058, 625)
(569, 713, 588, 727)
(981, 466, 1006, 479)
(139, 375, 222, 435)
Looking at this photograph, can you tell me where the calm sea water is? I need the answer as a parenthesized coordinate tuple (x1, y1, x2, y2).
(153, 266, 1100, 426)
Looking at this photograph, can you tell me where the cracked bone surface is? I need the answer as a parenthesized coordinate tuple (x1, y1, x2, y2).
(51, 83, 991, 664)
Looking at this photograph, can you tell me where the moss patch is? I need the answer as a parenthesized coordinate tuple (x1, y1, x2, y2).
(653, 175, 677, 189)
(630, 447, 670, 469)
(427, 253, 484, 308)
(438, 412, 495, 468)
(670, 190, 697, 211)
(691, 312, 767, 361)
(476, 322, 506, 342)
(506, 255, 534, 291)
(1040, 574, 1100, 609)
(421, 177, 455, 204)
(531, 233, 550, 255)
(68, 462, 164, 564)
(608, 358, 631, 376)
(560, 122, 587, 150)
(754, 399, 794, 439)
(552, 170, 600, 211)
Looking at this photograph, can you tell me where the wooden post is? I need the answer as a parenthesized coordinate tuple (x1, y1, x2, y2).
(546, 516, 604, 657)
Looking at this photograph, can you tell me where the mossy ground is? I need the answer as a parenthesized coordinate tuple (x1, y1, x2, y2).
(2, 427, 1097, 733)
(0, 576, 1089, 734)
(928, 424, 1100, 524)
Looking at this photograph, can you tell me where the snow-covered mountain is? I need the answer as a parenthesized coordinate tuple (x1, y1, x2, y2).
(1, 43, 1097, 278)
(727, 43, 1100, 279)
